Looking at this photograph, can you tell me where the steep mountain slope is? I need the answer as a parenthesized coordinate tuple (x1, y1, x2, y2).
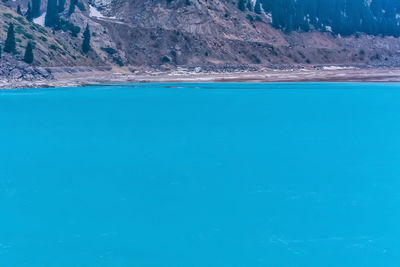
(93, 0, 400, 66)
(0, 3, 102, 66)
(3, 0, 400, 68)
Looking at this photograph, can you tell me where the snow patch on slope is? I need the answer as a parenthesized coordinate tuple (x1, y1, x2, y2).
(33, 12, 46, 27)
(88, 5, 127, 25)
(89, 5, 117, 20)
(90, 5, 106, 19)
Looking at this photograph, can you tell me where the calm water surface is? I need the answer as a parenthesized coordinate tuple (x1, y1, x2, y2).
(0, 83, 400, 266)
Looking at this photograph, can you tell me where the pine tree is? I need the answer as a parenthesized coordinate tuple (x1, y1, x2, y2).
(45, 0, 60, 28)
(58, 0, 66, 12)
(246, 0, 253, 12)
(17, 5, 23, 15)
(294, 0, 309, 31)
(32, 0, 41, 18)
(26, 2, 33, 21)
(254, 0, 262, 14)
(238, 0, 246, 11)
(260, 0, 273, 13)
(331, 10, 343, 34)
(24, 42, 34, 64)
(4, 23, 16, 54)
(68, 0, 77, 15)
(262, 0, 400, 36)
(82, 24, 91, 53)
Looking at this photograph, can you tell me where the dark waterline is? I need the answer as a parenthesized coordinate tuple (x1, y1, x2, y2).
(1, 83, 399, 266)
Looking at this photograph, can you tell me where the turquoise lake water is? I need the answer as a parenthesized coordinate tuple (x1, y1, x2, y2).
(0, 83, 400, 266)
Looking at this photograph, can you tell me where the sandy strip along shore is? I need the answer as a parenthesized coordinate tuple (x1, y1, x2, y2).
(2, 67, 400, 89)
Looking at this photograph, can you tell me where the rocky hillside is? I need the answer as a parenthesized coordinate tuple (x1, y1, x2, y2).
(99, 0, 400, 66)
(2, 0, 400, 69)
(0, 3, 104, 66)
(0, 3, 95, 80)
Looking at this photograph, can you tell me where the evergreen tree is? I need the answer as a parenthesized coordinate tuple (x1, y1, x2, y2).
(26, 2, 33, 21)
(271, 0, 295, 32)
(254, 0, 262, 14)
(260, 0, 273, 13)
(58, 0, 66, 12)
(24, 42, 34, 64)
(260, 0, 400, 37)
(82, 24, 91, 53)
(246, 0, 253, 12)
(45, 0, 60, 28)
(4, 23, 16, 54)
(68, 0, 77, 15)
(238, 0, 246, 11)
(331, 2, 343, 34)
(17, 5, 23, 15)
(294, 0, 309, 31)
(361, 6, 376, 35)
(371, 0, 383, 17)
(305, 0, 318, 25)
(32, 0, 41, 18)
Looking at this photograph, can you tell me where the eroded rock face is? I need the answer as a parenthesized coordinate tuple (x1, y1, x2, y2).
(90, 0, 400, 67)
(4, 0, 400, 69)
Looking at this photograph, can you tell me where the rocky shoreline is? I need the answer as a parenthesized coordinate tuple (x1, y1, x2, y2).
(2, 65, 400, 89)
